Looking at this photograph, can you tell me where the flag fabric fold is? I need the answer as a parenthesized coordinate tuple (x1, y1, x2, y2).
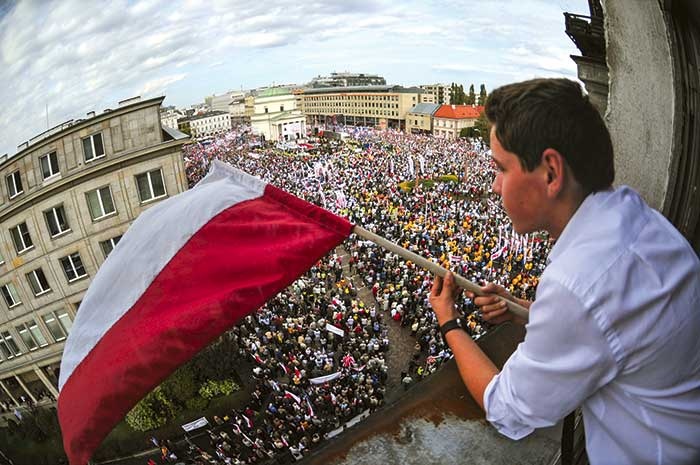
(57, 160, 353, 465)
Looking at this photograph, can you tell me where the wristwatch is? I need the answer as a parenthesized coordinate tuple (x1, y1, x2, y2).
(439, 317, 467, 339)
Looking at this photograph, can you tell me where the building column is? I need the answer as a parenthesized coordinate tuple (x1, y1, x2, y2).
(14, 375, 37, 404)
(33, 366, 59, 399)
(0, 380, 19, 407)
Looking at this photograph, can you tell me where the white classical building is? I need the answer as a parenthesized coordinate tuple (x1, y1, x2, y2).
(228, 95, 248, 122)
(160, 108, 185, 130)
(206, 91, 245, 113)
(250, 88, 306, 142)
(177, 111, 232, 139)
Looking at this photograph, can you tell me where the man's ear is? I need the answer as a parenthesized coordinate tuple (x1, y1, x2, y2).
(541, 148, 566, 197)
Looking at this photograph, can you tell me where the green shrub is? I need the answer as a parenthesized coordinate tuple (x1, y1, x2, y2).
(125, 387, 175, 432)
(398, 175, 458, 192)
(198, 379, 240, 400)
(161, 363, 197, 407)
(185, 396, 209, 411)
(436, 174, 459, 182)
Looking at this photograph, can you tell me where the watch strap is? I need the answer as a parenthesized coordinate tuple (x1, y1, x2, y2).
(439, 317, 466, 339)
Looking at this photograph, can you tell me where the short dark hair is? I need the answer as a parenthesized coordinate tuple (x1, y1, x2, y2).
(485, 78, 614, 193)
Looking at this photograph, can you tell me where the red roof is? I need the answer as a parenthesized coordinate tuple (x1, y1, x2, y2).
(434, 104, 484, 119)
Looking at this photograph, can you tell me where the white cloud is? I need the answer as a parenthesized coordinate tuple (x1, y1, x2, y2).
(140, 74, 188, 96)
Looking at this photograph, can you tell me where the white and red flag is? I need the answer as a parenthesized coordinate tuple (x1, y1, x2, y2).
(342, 353, 356, 368)
(284, 390, 302, 404)
(57, 160, 353, 465)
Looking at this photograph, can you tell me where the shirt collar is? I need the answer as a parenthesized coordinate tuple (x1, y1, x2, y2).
(546, 188, 612, 265)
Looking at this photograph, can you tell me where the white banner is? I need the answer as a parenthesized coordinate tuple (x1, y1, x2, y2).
(182, 416, 209, 432)
(325, 409, 371, 440)
(346, 410, 371, 428)
(309, 371, 342, 385)
(326, 323, 345, 337)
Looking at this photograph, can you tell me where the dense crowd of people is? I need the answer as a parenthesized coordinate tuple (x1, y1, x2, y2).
(156, 124, 552, 464)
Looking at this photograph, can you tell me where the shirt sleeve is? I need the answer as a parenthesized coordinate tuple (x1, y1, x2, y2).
(484, 278, 619, 439)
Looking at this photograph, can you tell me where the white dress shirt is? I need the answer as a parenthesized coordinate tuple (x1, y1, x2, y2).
(484, 186, 700, 465)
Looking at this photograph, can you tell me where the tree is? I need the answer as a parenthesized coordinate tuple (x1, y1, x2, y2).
(467, 84, 476, 104)
(450, 84, 466, 105)
(473, 111, 489, 143)
(125, 387, 176, 432)
(191, 335, 242, 382)
(478, 84, 488, 106)
(160, 362, 198, 408)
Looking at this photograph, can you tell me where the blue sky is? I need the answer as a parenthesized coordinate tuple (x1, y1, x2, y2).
(0, 0, 589, 157)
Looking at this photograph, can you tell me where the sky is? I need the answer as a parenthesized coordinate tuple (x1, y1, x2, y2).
(0, 0, 589, 157)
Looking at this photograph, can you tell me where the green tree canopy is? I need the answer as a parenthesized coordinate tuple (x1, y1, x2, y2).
(478, 84, 488, 106)
(467, 84, 476, 104)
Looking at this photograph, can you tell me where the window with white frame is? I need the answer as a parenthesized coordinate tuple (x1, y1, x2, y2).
(0, 283, 21, 308)
(44, 205, 70, 237)
(9, 222, 33, 253)
(16, 320, 48, 350)
(40, 151, 60, 180)
(135, 169, 166, 203)
(60, 252, 87, 282)
(85, 186, 116, 220)
(99, 234, 123, 258)
(0, 331, 22, 358)
(26, 268, 51, 296)
(5, 170, 23, 198)
(42, 311, 72, 341)
(82, 133, 105, 162)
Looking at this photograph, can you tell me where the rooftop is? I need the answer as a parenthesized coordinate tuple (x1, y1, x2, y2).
(407, 103, 441, 115)
(434, 104, 484, 119)
(177, 110, 229, 122)
(7, 95, 165, 167)
(257, 87, 293, 98)
(303, 85, 424, 95)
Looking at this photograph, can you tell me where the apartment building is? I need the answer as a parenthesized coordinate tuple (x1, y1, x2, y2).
(300, 85, 425, 131)
(0, 96, 189, 407)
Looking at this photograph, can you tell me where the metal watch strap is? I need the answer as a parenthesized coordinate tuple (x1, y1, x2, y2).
(439, 317, 465, 339)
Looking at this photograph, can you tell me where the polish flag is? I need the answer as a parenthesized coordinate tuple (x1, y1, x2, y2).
(342, 353, 356, 368)
(284, 390, 302, 404)
(57, 161, 353, 465)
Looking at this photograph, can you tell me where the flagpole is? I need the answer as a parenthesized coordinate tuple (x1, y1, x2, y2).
(352, 225, 529, 322)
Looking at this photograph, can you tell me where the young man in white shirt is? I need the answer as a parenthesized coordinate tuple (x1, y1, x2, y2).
(430, 78, 700, 465)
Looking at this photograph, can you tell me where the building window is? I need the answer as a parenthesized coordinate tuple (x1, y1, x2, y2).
(83, 133, 105, 162)
(135, 169, 166, 203)
(16, 320, 48, 350)
(60, 253, 87, 282)
(40, 151, 60, 180)
(26, 268, 51, 296)
(42, 311, 72, 342)
(0, 283, 21, 308)
(0, 331, 21, 359)
(44, 205, 71, 237)
(86, 186, 116, 220)
(100, 234, 123, 258)
(9, 222, 33, 254)
(6, 170, 23, 199)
